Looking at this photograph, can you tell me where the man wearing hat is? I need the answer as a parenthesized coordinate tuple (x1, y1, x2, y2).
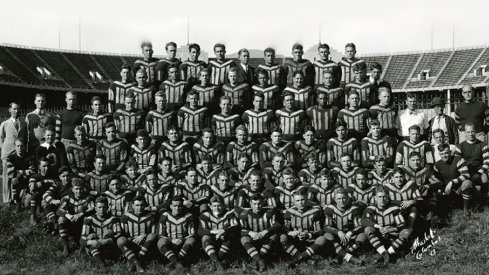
(428, 97, 458, 145)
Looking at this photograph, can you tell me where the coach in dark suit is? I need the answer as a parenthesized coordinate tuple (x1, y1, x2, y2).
(428, 97, 458, 145)
(235, 48, 255, 86)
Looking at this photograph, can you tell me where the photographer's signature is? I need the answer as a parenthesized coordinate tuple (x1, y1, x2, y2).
(409, 228, 441, 260)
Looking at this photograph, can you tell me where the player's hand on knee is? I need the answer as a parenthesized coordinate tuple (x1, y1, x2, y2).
(172, 239, 183, 246)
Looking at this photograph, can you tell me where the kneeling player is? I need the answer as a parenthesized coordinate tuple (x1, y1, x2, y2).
(362, 186, 410, 266)
(281, 190, 326, 269)
(157, 196, 198, 268)
(118, 196, 158, 272)
(323, 188, 365, 265)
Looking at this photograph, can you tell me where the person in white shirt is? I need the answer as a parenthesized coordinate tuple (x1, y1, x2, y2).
(396, 92, 429, 140)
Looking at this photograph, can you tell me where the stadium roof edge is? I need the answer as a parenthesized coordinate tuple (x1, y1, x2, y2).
(0, 80, 107, 94)
(392, 82, 488, 93)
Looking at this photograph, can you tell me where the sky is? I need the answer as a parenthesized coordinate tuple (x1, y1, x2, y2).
(1, 0, 489, 57)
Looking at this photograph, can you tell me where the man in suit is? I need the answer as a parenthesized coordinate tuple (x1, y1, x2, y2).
(428, 97, 458, 145)
(0, 102, 28, 203)
(235, 48, 255, 86)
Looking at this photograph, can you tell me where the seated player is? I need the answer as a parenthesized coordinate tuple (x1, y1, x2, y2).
(82, 96, 113, 141)
(225, 125, 259, 169)
(193, 128, 225, 166)
(228, 153, 254, 187)
(313, 43, 341, 87)
(369, 87, 398, 139)
(237, 171, 277, 210)
(85, 155, 111, 197)
(367, 157, 394, 186)
(338, 43, 365, 86)
(158, 125, 192, 174)
(211, 96, 241, 143)
(306, 89, 339, 141)
(105, 175, 132, 217)
(67, 126, 96, 178)
(239, 193, 283, 271)
(242, 93, 276, 144)
(275, 91, 307, 142)
(455, 122, 489, 207)
(42, 166, 73, 236)
(221, 67, 252, 114)
(120, 160, 144, 194)
(81, 196, 123, 268)
(346, 168, 376, 209)
(113, 92, 145, 144)
(56, 178, 94, 256)
(298, 152, 322, 187)
(28, 158, 54, 225)
(326, 120, 360, 169)
(252, 69, 280, 110)
(130, 129, 156, 175)
(282, 70, 313, 110)
(338, 90, 370, 140)
(323, 188, 365, 266)
(190, 68, 221, 114)
(274, 168, 306, 210)
(398, 152, 442, 201)
(198, 197, 240, 268)
(156, 42, 182, 83)
(174, 167, 212, 214)
(138, 169, 172, 212)
(295, 126, 325, 168)
(384, 168, 422, 233)
(331, 154, 359, 188)
(262, 154, 286, 190)
(128, 69, 155, 112)
(307, 168, 342, 208)
(159, 65, 188, 111)
(284, 43, 315, 87)
(157, 196, 198, 268)
(118, 196, 158, 272)
(361, 119, 395, 168)
(259, 127, 296, 168)
(431, 129, 457, 162)
(181, 43, 209, 87)
(96, 122, 129, 174)
(6, 138, 36, 209)
(281, 190, 326, 269)
(314, 71, 345, 109)
(208, 43, 236, 86)
(177, 90, 210, 144)
(108, 64, 135, 113)
(157, 156, 179, 187)
(362, 186, 409, 266)
(196, 155, 221, 187)
(145, 91, 177, 146)
(395, 125, 434, 168)
(434, 143, 473, 219)
(258, 47, 286, 89)
(344, 62, 373, 108)
(209, 170, 240, 210)
(34, 126, 68, 178)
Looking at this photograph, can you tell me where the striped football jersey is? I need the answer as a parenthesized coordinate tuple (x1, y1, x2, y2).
(208, 59, 236, 86)
(108, 81, 135, 113)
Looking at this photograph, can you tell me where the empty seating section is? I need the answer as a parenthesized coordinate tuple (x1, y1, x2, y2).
(460, 48, 489, 85)
(405, 51, 451, 89)
(362, 55, 389, 71)
(434, 48, 483, 87)
(121, 56, 139, 68)
(92, 82, 110, 91)
(0, 74, 21, 83)
(91, 54, 125, 81)
(382, 53, 420, 90)
(64, 52, 103, 83)
(35, 49, 91, 89)
(0, 47, 42, 85)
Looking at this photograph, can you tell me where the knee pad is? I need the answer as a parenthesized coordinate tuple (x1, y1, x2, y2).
(364, 226, 376, 236)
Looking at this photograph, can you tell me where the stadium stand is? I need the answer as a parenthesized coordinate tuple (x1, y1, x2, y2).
(459, 47, 489, 85)
(434, 47, 484, 87)
(381, 53, 421, 90)
(405, 50, 452, 89)
(90, 53, 126, 81)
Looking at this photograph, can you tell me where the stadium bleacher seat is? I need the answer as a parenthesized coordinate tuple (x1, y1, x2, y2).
(381, 53, 421, 90)
(405, 51, 452, 89)
(434, 48, 483, 87)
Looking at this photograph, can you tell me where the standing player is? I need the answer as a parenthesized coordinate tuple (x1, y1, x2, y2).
(369, 87, 398, 139)
(82, 96, 112, 142)
(242, 93, 276, 144)
(344, 62, 374, 108)
(306, 90, 339, 141)
(25, 93, 56, 153)
(283, 43, 315, 87)
(156, 42, 182, 83)
(109, 64, 135, 113)
(211, 96, 242, 143)
(275, 92, 307, 142)
(145, 91, 176, 145)
(258, 47, 286, 89)
(55, 91, 84, 148)
(361, 120, 395, 168)
(454, 84, 489, 143)
(128, 69, 155, 112)
(338, 43, 365, 86)
(315, 71, 345, 110)
(208, 43, 236, 86)
(282, 71, 314, 110)
(159, 65, 188, 111)
(338, 91, 371, 140)
(221, 67, 252, 114)
(326, 120, 361, 169)
(113, 92, 145, 144)
(158, 126, 192, 174)
(133, 41, 159, 86)
(66, 126, 96, 177)
(252, 69, 280, 110)
(190, 69, 221, 114)
(259, 127, 296, 168)
(180, 43, 207, 86)
(177, 90, 210, 144)
(96, 122, 129, 174)
(313, 43, 341, 87)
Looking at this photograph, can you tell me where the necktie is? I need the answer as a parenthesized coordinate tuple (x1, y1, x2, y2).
(14, 120, 19, 131)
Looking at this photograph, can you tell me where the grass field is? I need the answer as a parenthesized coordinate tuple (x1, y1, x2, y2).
(0, 204, 488, 275)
